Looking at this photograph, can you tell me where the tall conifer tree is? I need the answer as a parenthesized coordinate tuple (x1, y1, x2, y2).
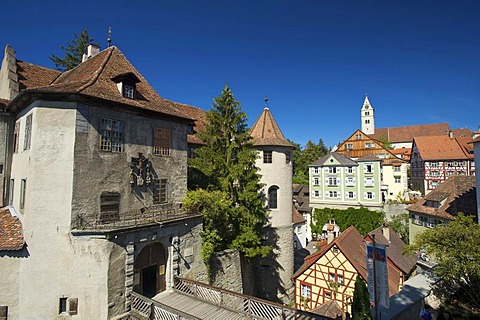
(50, 29, 97, 71)
(352, 276, 372, 320)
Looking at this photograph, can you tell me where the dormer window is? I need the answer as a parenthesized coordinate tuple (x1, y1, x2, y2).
(111, 72, 140, 99)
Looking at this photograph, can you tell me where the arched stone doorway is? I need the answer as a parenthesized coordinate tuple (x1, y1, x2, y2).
(133, 242, 167, 298)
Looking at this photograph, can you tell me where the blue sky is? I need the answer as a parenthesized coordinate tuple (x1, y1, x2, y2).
(2, 1, 479, 148)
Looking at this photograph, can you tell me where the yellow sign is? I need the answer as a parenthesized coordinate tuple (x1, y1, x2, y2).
(159, 265, 165, 275)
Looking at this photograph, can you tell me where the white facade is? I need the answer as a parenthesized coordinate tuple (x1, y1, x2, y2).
(361, 96, 375, 135)
(382, 163, 409, 201)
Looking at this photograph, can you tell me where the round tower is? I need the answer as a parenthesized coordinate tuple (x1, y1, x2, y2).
(361, 95, 375, 134)
(250, 98, 294, 302)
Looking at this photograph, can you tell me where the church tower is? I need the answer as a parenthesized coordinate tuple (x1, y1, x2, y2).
(361, 95, 375, 134)
(250, 98, 294, 303)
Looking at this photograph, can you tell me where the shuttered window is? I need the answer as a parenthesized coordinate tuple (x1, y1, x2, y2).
(153, 128, 171, 156)
(13, 122, 19, 153)
(153, 178, 168, 203)
(24, 114, 32, 150)
(100, 118, 123, 152)
(100, 192, 120, 223)
(68, 298, 78, 315)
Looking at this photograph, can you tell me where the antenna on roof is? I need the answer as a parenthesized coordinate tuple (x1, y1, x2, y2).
(107, 27, 112, 47)
(264, 96, 269, 109)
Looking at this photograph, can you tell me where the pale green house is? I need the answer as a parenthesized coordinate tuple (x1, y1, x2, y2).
(309, 152, 382, 210)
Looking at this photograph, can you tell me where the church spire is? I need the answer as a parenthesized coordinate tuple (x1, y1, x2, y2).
(361, 95, 375, 134)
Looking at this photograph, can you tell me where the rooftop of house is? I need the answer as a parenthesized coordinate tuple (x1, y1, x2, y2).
(0, 98, 8, 110)
(370, 123, 451, 143)
(249, 107, 293, 148)
(292, 207, 306, 225)
(311, 300, 343, 319)
(310, 152, 358, 167)
(8, 46, 194, 123)
(0, 207, 24, 251)
(169, 100, 207, 145)
(407, 175, 477, 220)
(293, 184, 310, 213)
(366, 225, 417, 275)
(413, 135, 471, 160)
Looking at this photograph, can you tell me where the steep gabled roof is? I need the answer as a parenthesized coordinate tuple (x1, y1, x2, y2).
(293, 184, 310, 213)
(357, 153, 380, 162)
(451, 128, 473, 138)
(310, 152, 357, 166)
(169, 101, 207, 145)
(19, 46, 192, 121)
(413, 136, 469, 160)
(16, 60, 61, 90)
(371, 123, 450, 143)
(0, 207, 24, 251)
(407, 175, 477, 220)
(292, 207, 306, 225)
(366, 226, 416, 275)
(456, 136, 474, 159)
(250, 107, 293, 147)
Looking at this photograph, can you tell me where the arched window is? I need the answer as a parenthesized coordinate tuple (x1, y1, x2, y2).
(268, 186, 279, 209)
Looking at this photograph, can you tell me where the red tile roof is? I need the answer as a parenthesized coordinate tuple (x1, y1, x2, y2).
(169, 101, 207, 145)
(0, 207, 24, 251)
(407, 175, 477, 220)
(371, 123, 450, 143)
(16, 60, 61, 90)
(413, 136, 470, 160)
(292, 207, 306, 225)
(23, 46, 192, 121)
(250, 107, 293, 147)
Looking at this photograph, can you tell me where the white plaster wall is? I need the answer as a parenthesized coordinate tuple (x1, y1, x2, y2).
(294, 222, 307, 250)
(0, 255, 20, 317)
(382, 164, 408, 201)
(10, 104, 112, 319)
(391, 142, 413, 150)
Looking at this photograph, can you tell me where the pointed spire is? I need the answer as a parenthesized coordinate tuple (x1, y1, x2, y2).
(250, 100, 293, 147)
(362, 95, 372, 109)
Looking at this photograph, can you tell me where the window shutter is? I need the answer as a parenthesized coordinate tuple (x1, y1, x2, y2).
(324, 167, 329, 173)
(68, 298, 78, 315)
(372, 193, 375, 199)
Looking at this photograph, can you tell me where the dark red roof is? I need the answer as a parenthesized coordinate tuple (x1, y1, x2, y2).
(371, 123, 450, 143)
(171, 101, 207, 145)
(0, 207, 24, 251)
(250, 108, 293, 147)
(16, 60, 61, 90)
(292, 207, 306, 225)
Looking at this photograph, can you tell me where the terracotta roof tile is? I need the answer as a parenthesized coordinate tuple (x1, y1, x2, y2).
(407, 175, 477, 220)
(16, 60, 61, 90)
(250, 107, 293, 147)
(170, 101, 207, 145)
(370, 123, 450, 143)
(413, 136, 469, 160)
(357, 153, 380, 161)
(29, 46, 193, 121)
(471, 136, 480, 144)
(312, 300, 343, 318)
(0, 207, 24, 251)
(451, 128, 473, 138)
(455, 136, 474, 159)
(292, 207, 306, 224)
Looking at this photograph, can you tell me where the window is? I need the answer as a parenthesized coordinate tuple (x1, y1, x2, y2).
(8, 179, 14, 205)
(301, 284, 311, 298)
(313, 177, 319, 186)
(68, 298, 78, 315)
(394, 166, 401, 172)
(355, 134, 362, 140)
(394, 177, 401, 183)
(347, 191, 355, 199)
(325, 291, 332, 299)
(338, 275, 344, 284)
(154, 178, 168, 204)
(285, 152, 291, 164)
(100, 118, 124, 152)
(268, 186, 278, 209)
(364, 164, 373, 173)
(365, 111, 370, 116)
(427, 217, 435, 228)
(20, 179, 26, 210)
(24, 114, 32, 150)
(364, 177, 374, 187)
(123, 84, 134, 98)
(13, 121, 19, 153)
(328, 191, 338, 198)
(365, 142, 374, 148)
(346, 167, 354, 174)
(59, 297, 68, 314)
(329, 273, 335, 281)
(328, 167, 337, 174)
(346, 177, 355, 186)
(100, 192, 120, 223)
(365, 119, 370, 124)
(365, 192, 374, 200)
(153, 128, 171, 156)
(263, 151, 272, 163)
(328, 177, 338, 186)
(346, 143, 353, 149)
(314, 190, 320, 197)
(413, 214, 421, 225)
(313, 167, 319, 174)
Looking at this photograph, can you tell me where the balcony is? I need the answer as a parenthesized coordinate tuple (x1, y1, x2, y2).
(74, 203, 201, 233)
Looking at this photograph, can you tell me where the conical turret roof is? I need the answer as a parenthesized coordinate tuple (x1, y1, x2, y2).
(250, 107, 293, 147)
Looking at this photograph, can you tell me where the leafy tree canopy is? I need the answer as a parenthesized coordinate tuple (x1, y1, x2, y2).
(312, 207, 384, 236)
(389, 213, 409, 243)
(50, 29, 97, 71)
(409, 214, 480, 310)
(351, 276, 372, 320)
(376, 135, 393, 150)
(184, 85, 271, 269)
(290, 139, 330, 185)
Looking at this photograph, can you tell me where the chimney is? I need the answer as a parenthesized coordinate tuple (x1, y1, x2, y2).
(82, 44, 101, 63)
(382, 222, 390, 242)
(327, 229, 335, 244)
(449, 130, 453, 139)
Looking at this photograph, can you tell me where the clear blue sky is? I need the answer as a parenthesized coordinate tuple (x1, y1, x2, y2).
(2, 1, 479, 148)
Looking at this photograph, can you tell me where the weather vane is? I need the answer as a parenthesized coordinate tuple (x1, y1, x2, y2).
(107, 27, 112, 47)
(264, 96, 268, 108)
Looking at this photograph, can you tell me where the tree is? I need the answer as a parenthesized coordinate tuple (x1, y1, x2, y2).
(50, 29, 97, 71)
(291, 139, 330, 184)
(311, 207, 384, 236)
(376, 135, 393, 150)
(409, 214, 480, 310)
(351, 276, 371, 320)
(389, 213, 409, 243)
(185, 84, 271, 270)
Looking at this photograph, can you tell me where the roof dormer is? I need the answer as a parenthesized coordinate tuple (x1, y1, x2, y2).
(111, 72, 140, 99)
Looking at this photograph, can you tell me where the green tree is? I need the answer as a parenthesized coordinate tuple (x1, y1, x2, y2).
(389, 213, 409, 243)
(409, 214, 480, 310)
(50, 29, 97, 71)
(376, 135, 393, 150)
(351, 276, 371, 320)
(291, 139, 330, 184)
(311, 207, 384, 236)
(185, 84, 270, 269)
